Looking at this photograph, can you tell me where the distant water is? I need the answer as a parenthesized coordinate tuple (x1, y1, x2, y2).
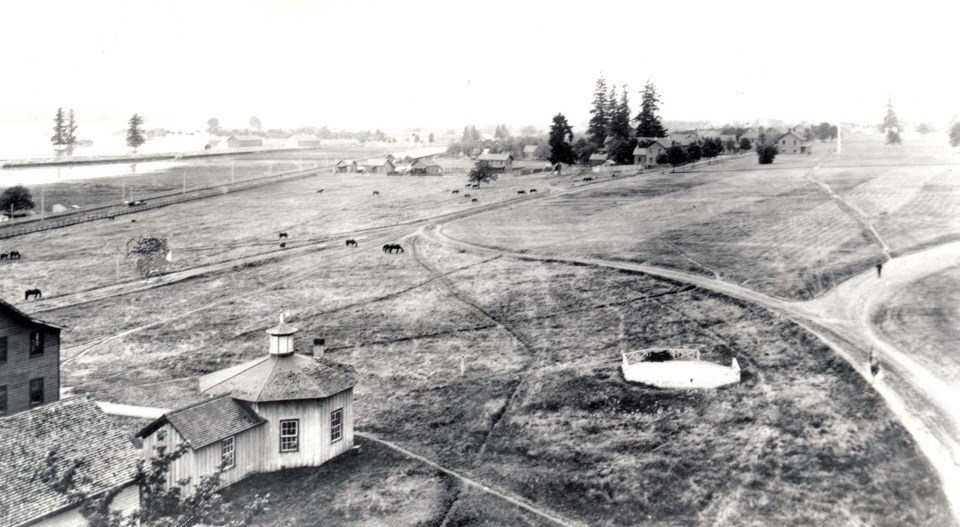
(0, 122, 208, 160)
(0, 161, 182, 186)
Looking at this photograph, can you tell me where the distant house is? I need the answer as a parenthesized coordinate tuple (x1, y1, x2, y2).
(0, 397, 141, 527)
(335, 159, 358, 173)
(361, 158, 396, 174)
(410, 157, 442, 175)
(393, 163, 413, 175)
(477, 153, 513, 172)
(522, 145, 538, 160)
(226, 135, 264, 148)
(669, 132, 699, 146)
(777, 130, 809, 154)
(634, 138, 672, 168)
(588, 153, 611, 166)
(138, 314, 359, 493)
(0, 297, 63, 417)
(285, 134, 320, 148)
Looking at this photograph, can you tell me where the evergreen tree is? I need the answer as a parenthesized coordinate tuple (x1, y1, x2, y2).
(126, 113, 145, 153)
(548, 113, 575, 165)
(249, 116, 262, 132)
(950, 122, 960, 147)
(51, 107, 66, 150)
(883, 99, 901, 145)
(64, 109, 78, 154)
(608, 85, 632, 140)
(635, 81, 667, 138)
(206, 117, 220, 134)
(686, 142, 702, 164)
(605, 85, 618, 136)
(586, 76, 608, 147)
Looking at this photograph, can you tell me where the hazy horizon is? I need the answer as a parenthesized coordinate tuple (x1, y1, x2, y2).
(2, 0, 958, 133)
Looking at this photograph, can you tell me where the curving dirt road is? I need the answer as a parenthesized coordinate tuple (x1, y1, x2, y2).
(420, 223, 960, 523)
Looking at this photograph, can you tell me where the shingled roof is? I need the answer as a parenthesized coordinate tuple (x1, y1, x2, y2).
(137, 395, 266, 449)
(0, 297, 64, 330)
(478, 153, 513, 162)
(0, 397, 138, 527)
(199, 354, 359, 403)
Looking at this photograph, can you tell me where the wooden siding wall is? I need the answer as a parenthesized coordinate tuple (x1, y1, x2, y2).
(252, 389, 354, 471)
(30, 483, 138, 527)
(0, 315, 60, 415)
(142, 423, 265, 492)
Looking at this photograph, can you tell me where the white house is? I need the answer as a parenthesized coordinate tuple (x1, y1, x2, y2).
(138, 314, 359, 492)
(777, 130, 809, 154)
(634, 138, 672, 168)
(226, 135, 264, 148)
(285, 134, 321, 148)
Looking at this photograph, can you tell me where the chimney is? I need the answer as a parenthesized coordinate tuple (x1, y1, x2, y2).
(313, 337, 326, 359)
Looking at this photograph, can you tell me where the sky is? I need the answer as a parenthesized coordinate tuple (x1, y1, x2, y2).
(1, 0, 958, 133)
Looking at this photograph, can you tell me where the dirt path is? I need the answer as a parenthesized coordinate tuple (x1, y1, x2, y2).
(422, 223, 960, 523)
(358, 432, 582, 527)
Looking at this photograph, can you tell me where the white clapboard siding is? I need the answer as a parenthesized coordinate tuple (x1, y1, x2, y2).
(252, 388, 354, 471)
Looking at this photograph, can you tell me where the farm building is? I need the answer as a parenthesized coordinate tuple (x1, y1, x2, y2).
(669, 132, 699, 146)
(335, 159, 358, 173)
(588, 153, 612, 166)
(226, 135, 264, 148)
(50, 204, 68, 213)
(285, 134, 321, 148)
(622, 348, 740, 389)
(393, 147, 446, 163)
(138, 314, 359, 493)
(0, 297, 62, 417)
(0, 397, 141, 527)
(522, 145, 538, 160)
(634, 138, 671, 168)
(777, 130, 810, 154)
(361, 158, 396, 174)
(410, 157, 442, 175)
(477, 153, 514, 172)
(394, 163, 413, 175)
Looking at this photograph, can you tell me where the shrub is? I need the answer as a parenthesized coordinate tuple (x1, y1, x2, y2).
(756, 144, 778, 164)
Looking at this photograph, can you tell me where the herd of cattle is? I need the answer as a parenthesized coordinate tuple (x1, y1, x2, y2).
(1, 251, 22, 260)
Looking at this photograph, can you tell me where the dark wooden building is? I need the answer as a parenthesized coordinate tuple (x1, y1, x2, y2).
(0, 298, 62, 417)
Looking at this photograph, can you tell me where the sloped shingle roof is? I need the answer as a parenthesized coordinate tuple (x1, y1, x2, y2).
(522, 145, 538, 153)
(137, 395, 266, 449)
(229, 135, 263, 142)
(411, 158, 439, 168)
(0, 397, 139, 527)
(199, 354, 359, 403)
(589, 153, 608, 161)
(0, 297, 64, 330)
(478, 153, 513, 161)
(362, 158, 393, 167)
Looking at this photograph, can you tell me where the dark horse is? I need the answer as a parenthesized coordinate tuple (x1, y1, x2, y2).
(382, 243, 404, 253)
(372, 191, 380, 196)
(279, 232, 288, 239)
(517, 190, 526, 195)
(8, 251, 21, 260)
(529, 188, 537, 193)
(452, 190, 459, 194)
(24, 288, 42, 300)
(346, 239, 358, 247)
(0, 253, 6, 260)
(279, 242, 287, 249)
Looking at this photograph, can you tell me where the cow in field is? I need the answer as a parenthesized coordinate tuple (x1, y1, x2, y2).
(452, 190, 459, 194)
(382, 243, 404, 253)
(9, 251, 20, 260)
(464, 194, 471, 198)
(316, 189, 324, 193)
(471, 184, 479, 189)
(471, 198, 478, 202)
(372, 191, 380, 196)
(0, 254, 6, 260)
(346, 239, 358, 247)
(279, 232, 288, 239)
(529, 188, 537, 193)
(583, 177, 593, 182)
(517, 190, 526, 195)
(280, 242, 287, 249)
(24, 289, 41, 300)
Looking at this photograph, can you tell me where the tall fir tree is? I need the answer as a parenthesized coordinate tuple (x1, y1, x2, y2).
(126, 113, 145, 153)
(883, 98, 901, 145)
(548, 113, 575, 165)
(50, 107, 66, 150)
(608, 85, 632, 140)
(64, 109, 78, 151)
(586, 76, 608, 147)
(605, 85, 618, 138)
(635, 81, 667, 138)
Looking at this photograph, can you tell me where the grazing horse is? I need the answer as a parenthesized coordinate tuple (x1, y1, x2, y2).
(372, 191, 380, 196)
(346, 239, 358, 247)
(517, 190, 526, 195)
(108, 216, 116, 220)
(9, 251, 20, 260)
(279, 242, 287, 249)
(583, 177, 593, 181)
(465, 183, 472, 188)
(452, 190, 460, 194)
(471, 198, 478, 202)
(24, 289, 41, 300)
(0, 253, 7, 260)
(316, 189, 324, 193)
(529, 188, 537, 193)
(279, 232, 288, 239)
(382, 243, 404, 253)
(464, 194, 471, 198)
(471, 184, 479, 189)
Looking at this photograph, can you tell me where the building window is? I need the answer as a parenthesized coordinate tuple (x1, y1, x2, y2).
(331, 408, 343, 443)
(29, 378, 44, 406)
(0, 336, 7, 363)
(29, 331, 44, 357)
(280, 419, 299, 453)
(221, 436, 235, 469)
(0, 385, 7, 415)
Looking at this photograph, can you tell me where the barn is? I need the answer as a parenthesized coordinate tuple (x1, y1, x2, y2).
(522, 145, 538, 160)
(335, 159, 358, 173)
(477, 153, 513, 172)
(410, 157, 442, 175)
(588, 153, 611, 166)
(226, 135, 264, 148)
(0, 397, 141, 527)
(0, 297, 63, 417)
(138, 314, 359, 492)
(285, 134, 320, 148)
(361, 158, 396, 174)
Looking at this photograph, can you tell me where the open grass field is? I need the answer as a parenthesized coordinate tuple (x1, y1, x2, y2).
(12, 133, 957, 524)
